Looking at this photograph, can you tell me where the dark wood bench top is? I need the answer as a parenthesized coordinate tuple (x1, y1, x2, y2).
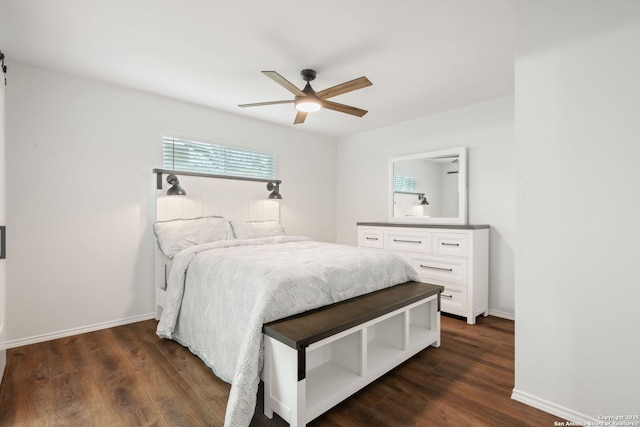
(263, 281, 444, 350)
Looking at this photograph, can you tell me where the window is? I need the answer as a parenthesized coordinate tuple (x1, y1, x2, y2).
(163, 137, 276, 180)
(394, 173, 417, 192)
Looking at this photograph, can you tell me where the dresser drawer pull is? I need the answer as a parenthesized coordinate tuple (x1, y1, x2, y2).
(441, 294, 453, 299)
(394, 239, 422, 244)
(365, 237, 379, 241)
(441, 242, 460, 247)
(420, 264, 453, 272)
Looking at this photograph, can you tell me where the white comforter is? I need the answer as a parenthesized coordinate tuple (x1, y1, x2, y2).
(156, 236, 417, 427)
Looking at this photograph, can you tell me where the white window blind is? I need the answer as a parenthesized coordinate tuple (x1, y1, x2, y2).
(394, 173, 417, 192)
(163, 137, 276, 180)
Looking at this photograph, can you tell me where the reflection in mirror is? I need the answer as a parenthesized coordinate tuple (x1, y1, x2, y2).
(389, 147, 467, 224)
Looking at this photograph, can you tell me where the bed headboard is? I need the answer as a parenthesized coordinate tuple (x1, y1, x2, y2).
(154, 172, 281, 319)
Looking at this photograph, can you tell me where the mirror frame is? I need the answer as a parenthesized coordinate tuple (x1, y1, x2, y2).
(389, 147, 467, 225)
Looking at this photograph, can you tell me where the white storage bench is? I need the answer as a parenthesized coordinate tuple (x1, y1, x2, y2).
(262, 281, 443, 426)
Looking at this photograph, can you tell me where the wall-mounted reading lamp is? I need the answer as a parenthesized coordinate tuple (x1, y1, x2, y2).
(153, 169, 283, 200)
(166, 174, 187, 196)
(418, 193, 429, 205)
(267, 182, 282, 200)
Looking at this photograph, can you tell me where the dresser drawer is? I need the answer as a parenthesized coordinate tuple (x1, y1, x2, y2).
(358, 228, 384, 249)
(433, 233, 468, 257)
(409, 255, 468, 285)
(384, 230, 431, 253)
(439, 283, 468, 313)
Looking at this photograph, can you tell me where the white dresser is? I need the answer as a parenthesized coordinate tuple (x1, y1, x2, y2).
(357, 222, 489, 324)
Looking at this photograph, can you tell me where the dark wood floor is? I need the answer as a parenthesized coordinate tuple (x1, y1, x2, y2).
(0, 315, 563, 427)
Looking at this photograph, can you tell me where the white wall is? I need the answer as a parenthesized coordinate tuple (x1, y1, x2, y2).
(514, 0, 640, 420)
(5, 63, 336, 345)
(336, 95, 515, 317)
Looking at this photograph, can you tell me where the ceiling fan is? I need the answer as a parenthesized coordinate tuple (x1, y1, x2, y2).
(238, 69, 372, 124)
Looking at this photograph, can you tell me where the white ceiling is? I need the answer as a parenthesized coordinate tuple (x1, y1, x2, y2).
(0, 0, 515, 138)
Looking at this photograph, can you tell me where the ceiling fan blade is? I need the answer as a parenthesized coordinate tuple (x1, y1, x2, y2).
(293, 111, 308, 124)
(262, 71, 306, 96)
(322, 100, 368, 117)
(315, 76, 372, 100)
(238, 100, 294, 108)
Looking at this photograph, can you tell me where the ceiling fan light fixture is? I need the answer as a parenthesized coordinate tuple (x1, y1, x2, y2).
(295, 96, 322, 112)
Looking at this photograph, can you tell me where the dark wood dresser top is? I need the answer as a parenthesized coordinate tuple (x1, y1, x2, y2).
(357, 222, 489, 229)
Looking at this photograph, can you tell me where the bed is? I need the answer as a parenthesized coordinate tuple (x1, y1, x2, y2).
(153, 215, 419, 427)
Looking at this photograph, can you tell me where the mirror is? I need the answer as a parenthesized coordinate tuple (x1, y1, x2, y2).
(389, 147, 467, 224)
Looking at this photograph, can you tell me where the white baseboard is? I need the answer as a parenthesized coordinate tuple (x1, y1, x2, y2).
(488, 309, 515, 321)
(5, 313, 156, 349)
(511, 388, 597, 424)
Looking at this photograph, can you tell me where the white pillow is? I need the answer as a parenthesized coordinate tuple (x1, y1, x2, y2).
(230, 220, 285, 239)
(153, 216, 232, 259)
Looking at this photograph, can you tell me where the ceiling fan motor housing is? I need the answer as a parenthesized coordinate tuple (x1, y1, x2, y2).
(297, 69, 320, 109)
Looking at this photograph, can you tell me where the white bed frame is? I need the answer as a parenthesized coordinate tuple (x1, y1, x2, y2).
(152, 172, 442, 426)
(154, 173, 280, 319)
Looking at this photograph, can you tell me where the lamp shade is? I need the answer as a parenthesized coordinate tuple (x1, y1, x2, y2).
(266, 182, 282, 200)
(166, 174, 186, 196)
